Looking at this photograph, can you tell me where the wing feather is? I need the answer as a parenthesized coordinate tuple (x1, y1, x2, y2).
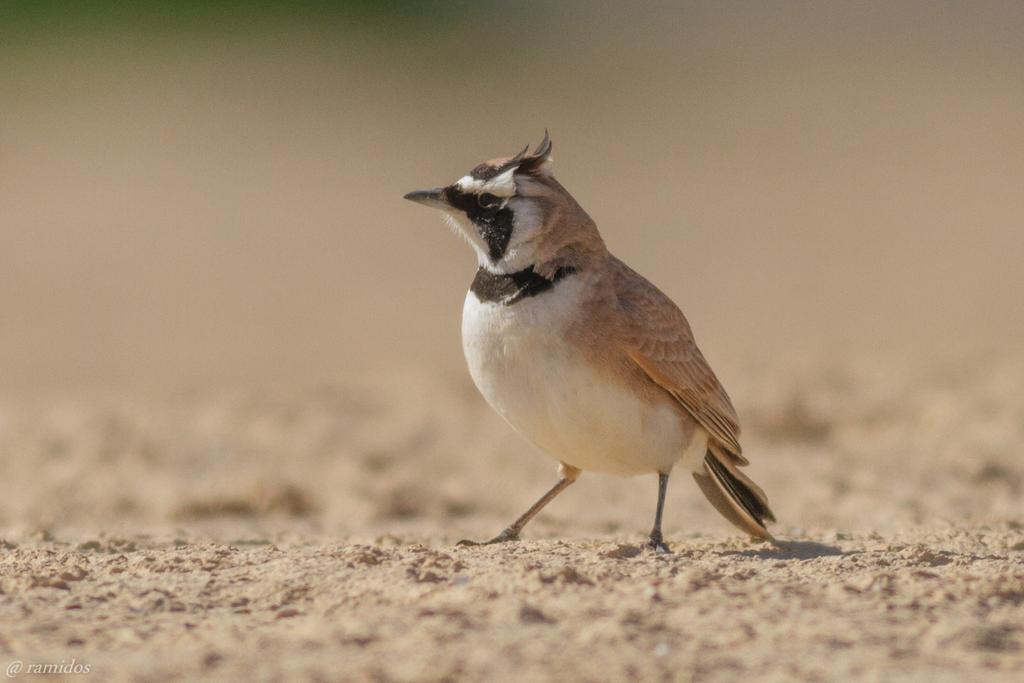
(614, 262, 748, 465)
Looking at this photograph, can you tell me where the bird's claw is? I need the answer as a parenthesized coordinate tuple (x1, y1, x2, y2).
(647, 533, 671, 555)
(456, 528, 520, 547)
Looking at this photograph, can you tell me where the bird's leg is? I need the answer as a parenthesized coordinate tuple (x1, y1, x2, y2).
(648, 471, 672, 554)
(458, 463, 580, 546)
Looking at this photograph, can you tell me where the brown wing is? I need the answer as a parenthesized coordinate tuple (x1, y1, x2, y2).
(614, 261, 748, 465)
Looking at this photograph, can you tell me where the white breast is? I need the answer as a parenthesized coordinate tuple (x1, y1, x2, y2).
(461, 276, 703, 476)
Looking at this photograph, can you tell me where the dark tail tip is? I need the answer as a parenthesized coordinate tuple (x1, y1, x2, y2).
(694, 449, 775, 539)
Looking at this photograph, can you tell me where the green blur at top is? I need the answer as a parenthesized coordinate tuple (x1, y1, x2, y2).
(0, 0, 491, 43)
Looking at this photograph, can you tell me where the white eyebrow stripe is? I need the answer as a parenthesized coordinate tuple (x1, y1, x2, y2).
(455, 167, 517, 197)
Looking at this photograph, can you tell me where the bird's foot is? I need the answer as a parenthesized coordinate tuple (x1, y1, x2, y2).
(647, 531, 671, 555)
(456, 527, 520, 547)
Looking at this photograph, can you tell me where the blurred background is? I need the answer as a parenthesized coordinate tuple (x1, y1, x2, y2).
(4, 0, 1023, 394)
(0, 2, 1022, 537)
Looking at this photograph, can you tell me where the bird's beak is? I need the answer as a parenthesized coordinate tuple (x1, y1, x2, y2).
(403, 187, 449, 210)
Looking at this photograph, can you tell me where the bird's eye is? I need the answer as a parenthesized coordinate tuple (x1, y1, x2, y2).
(477, 192, 501, 209)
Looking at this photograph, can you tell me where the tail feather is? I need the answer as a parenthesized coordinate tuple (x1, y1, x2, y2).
(708, 443, 774, 522)
(693, 445, 775, 540)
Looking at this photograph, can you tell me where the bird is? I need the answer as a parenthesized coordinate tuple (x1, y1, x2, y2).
(403, 132, 774, 552)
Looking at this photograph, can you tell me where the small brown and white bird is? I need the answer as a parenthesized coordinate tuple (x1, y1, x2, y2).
(404, 133, 774, 551)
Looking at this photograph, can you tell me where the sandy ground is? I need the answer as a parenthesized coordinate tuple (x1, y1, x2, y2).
(1, 353, 1022, 682)
(1, 530, 1022, 682)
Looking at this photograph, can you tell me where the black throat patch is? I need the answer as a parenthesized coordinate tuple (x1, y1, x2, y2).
(470, 265, 578, 305)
